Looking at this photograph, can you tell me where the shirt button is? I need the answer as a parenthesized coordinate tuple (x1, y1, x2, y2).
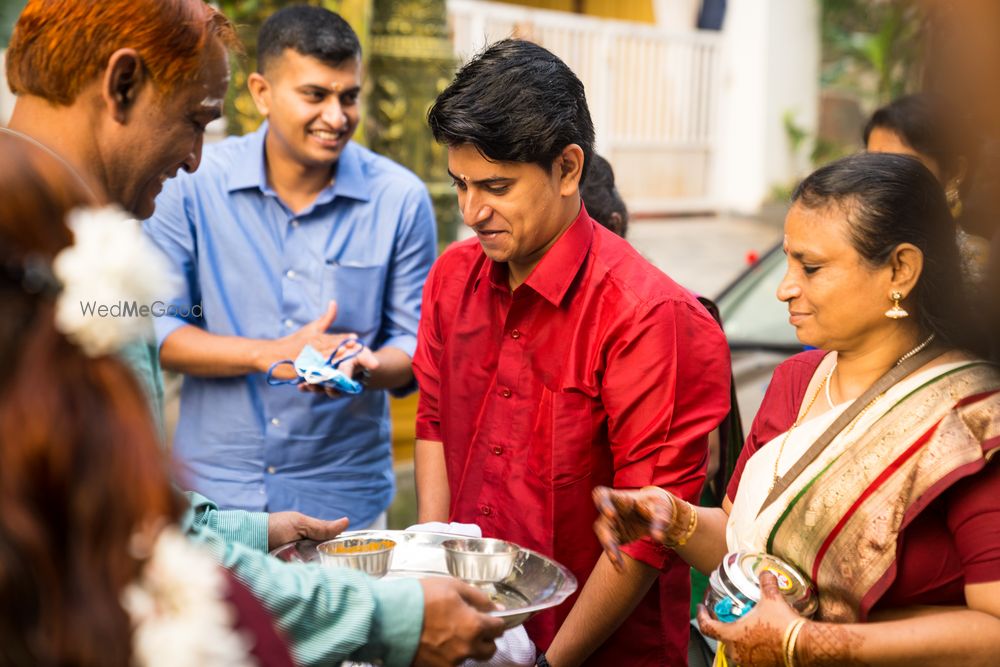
(284, 319, 295, 328)
(270, 417, 280, 426)
(500, 388, 512, 398)
(267, 465, 276, 474)
(492, 446, 503, 455)
(510, 329, 521, 339)
(481, 505, 492, 516)
(290, 219, 300, 228)
(286, 269, 296, 279)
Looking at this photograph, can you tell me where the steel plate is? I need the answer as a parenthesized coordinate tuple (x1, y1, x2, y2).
(270, 530, 578, 628)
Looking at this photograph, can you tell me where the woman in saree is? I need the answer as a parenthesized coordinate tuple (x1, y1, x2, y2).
(593, 152, 1000, 666)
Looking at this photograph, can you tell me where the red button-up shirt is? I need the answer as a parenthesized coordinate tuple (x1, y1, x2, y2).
(414, 207, 730, 665)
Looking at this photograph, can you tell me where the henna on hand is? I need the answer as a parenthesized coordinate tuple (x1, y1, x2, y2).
(797, 621, 870, 667)
(593, 486, 677, 545)
(700, 573, 808, 667)
(721, 617, 786, 667)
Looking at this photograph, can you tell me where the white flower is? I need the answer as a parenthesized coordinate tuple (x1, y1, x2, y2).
(51, 206, 171, 357)
(122, 528, 257, 667)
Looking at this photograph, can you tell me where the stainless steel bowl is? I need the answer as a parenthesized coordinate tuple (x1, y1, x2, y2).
(441, 537, 519, 583)
(271, 530, 577, 629)
(317, 537, 395, 578)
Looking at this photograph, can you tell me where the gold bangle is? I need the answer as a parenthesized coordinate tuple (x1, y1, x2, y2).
(788, 619, 807, 667)
(782, 618, 807, 667)
(673, 500, 698, 546)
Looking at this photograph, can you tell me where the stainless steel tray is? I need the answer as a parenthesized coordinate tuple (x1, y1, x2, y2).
(270, 530, 577, 628)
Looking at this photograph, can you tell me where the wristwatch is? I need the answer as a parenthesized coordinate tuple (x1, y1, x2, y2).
(535, 653, 551, 667)
(352, 366, 372, 388)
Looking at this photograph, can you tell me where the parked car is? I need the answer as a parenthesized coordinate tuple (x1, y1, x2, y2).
(716, 241, 802, 435)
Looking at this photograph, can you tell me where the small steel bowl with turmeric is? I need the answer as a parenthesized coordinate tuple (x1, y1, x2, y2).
(316, 537, 396, 578)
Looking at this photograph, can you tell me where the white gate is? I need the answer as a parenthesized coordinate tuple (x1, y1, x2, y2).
(447, 0, 722, 213)
(0, 51, 14, 126)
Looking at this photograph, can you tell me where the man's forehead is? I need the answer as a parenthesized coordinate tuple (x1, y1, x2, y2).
(177, 48, 229, 113)
(271, 49, 362, 82)
(446, 148, 542, 180)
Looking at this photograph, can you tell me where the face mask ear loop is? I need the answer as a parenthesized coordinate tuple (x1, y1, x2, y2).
(265, 359, 302, 386)
(327, 337, 363, 369)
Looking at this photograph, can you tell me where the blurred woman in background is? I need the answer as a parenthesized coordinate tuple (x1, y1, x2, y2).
(864, 93, 991, 288)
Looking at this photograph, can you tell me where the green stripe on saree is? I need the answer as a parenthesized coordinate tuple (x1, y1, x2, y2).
(766, 363, 1000, 622)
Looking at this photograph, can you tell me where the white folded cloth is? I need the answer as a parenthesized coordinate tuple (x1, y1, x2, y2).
(405, 522, 536, 667)
(405, 521, 483, 537)
(464, 627, 536, 667)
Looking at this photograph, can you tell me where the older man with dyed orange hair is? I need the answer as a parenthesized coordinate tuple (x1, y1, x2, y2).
(2, 2, 504, 665)
(6, 0, 234, 219)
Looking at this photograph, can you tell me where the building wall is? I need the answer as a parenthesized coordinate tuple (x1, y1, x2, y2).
(499, 0, 655, 23)
(710, 0, 820, 215)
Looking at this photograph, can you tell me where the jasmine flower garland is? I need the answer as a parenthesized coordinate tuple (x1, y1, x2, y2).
(51, 206, 170, 356)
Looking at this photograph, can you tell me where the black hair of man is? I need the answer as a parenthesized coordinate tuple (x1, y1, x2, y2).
(257, 5, 361, 74)
(581, 154, 628, 237)
(427, 38, 595, 185)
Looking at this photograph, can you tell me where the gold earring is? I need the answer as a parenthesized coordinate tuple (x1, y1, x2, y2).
(946, 185, 963, 218)
(885, 290, 909, 319)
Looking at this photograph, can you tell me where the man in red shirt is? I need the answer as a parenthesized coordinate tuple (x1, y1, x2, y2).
(414, 39, 731, 666)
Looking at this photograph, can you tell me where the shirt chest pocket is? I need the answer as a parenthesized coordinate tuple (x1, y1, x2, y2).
(528, 388, 594, 488)
(321, 263, 387, 338)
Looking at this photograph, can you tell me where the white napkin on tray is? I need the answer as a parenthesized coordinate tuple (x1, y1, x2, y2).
(405, 522, 537, 667)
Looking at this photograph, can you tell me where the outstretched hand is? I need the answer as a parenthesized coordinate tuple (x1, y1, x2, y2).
(592, 485, 676, 571)
(263, 300, 355, 380)
(266, 511, 349, 550)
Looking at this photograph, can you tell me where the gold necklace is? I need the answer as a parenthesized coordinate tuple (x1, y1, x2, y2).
(767, 333, 936, 494)
(768, 365, 832, 493)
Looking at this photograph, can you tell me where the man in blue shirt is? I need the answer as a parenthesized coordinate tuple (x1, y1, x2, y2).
(144, 6, 436, 527)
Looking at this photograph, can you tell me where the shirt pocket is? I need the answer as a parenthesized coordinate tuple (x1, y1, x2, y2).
(528, 388, 594, 488)
(321, 262, 387, 338)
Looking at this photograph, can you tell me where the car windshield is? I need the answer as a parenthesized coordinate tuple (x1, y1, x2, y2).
(716, 243, 801, 349)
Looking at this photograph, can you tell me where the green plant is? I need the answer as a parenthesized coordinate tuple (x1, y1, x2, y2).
(1, 0, 28, 47)
(820, 0, 924, 110)
(767, 0, 925, 202)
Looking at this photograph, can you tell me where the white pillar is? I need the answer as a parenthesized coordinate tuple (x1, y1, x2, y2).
(0, 51, 14, 125)
(711, 0, 820, 215)
(652, 0, 700, 30)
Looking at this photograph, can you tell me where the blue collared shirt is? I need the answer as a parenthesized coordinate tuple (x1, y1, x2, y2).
(143, 124, 436, 525)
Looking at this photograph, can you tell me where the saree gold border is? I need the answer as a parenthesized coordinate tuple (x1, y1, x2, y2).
(769, 364, 1000, 622)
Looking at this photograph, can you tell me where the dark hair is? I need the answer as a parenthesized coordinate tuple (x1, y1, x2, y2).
(0, 134, 182, 666)
(257, 5, 361, 73)
(863, 94, 958, 177)
(581, 154, 628, 237)
(427, 38, 595, 184)
(792, 152, 982, 354)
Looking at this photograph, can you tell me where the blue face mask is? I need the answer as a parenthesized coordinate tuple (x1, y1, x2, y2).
(265, 340, 365, 395)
